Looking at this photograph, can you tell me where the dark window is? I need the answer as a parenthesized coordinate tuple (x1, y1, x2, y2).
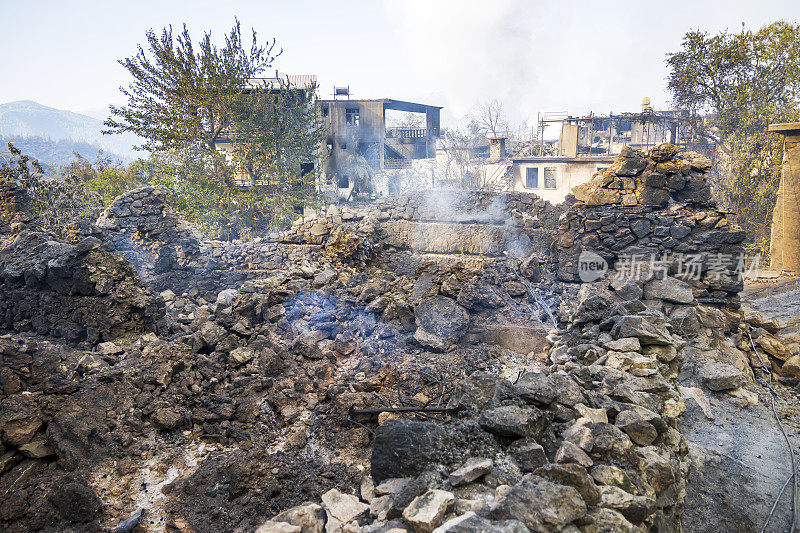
(337, 174, 350, 188)
(544, 167, 557, 189)
(340, 142, 347, 150)
(525, 167, 538, 188)
(346, 107, 360, 126)
(322, 105, 329, 118)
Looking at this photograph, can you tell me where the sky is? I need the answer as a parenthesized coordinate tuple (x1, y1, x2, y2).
(2, 0, 800, 136)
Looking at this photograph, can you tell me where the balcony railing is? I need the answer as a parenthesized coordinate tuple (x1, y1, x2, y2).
(383, 158, 413, 169)
(386, 128, 428, 139)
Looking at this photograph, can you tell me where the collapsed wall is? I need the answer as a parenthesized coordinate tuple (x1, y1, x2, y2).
(0, 145, 781, 533)
(252, 145, 752, 533)
(0, 180, 165, 348)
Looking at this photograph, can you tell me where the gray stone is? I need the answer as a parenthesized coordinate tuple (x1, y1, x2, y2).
(489, 475, 587, 532)
(643, 277, 694, 304)
(433, 513, 527, 533)
(402, 489, 454, 532)
(612, 315, 673, 345)
(512, 372, 558, 405)
(699, 362, 744, 391)
(413, 296, 469, 351)
(534, 463, 601, 505)
(599, 486, 656, 524)
(449, 457, 492, 486)
(614, 410, 658, 446)
(479, 406, 546, 438)
(555, 441, 593, 468)
(508, 439, 547, 472)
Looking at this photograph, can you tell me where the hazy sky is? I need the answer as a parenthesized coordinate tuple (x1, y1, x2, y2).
(2, 0, 799, 131)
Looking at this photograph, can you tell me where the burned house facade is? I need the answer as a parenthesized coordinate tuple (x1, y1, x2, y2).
(318, 93, 442, 197)
(511, 101, 694, 203)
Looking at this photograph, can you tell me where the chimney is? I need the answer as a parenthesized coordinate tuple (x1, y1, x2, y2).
(489, 137, 507, 162)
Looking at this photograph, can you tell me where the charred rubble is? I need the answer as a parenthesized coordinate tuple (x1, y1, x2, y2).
(0, 145, 795, 532)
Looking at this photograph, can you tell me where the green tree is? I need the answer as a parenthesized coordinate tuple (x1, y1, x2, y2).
(65, 152, 145, 204)
(104, 19, 277, 152)
(666, 21, 800, 252)
(104, 21, 325, 239)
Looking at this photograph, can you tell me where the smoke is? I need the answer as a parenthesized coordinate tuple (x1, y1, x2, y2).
(383, 0, 542, 123)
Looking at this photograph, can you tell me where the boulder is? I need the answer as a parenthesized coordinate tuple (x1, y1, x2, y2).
(413, 296, 469, 351)
(643, 277, 694, 304)
(512, 372, 558, 405)
(489, 475, 587, 532)
(479, 406, 547, 438)
(699, 362, 744, 391)
(612, 315, 673, 345)
(371, 421, 450, 483)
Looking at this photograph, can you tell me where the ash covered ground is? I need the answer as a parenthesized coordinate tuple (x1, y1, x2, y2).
(3, 145, 800, 533)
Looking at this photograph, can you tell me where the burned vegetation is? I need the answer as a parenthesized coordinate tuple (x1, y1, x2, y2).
(0, 145, 798, 532)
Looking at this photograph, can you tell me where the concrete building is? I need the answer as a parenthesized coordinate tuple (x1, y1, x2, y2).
(510, 155, 615, 204)
(510, 103, 692, 204)
(318, 95, 442, 196)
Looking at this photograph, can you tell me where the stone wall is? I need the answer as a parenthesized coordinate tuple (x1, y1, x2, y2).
(95, 188, 566, 300)
(556, 145, 746, 308)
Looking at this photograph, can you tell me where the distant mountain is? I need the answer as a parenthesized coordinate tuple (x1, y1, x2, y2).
(0, 134, 128, 170)
(0, 100, 142, 161)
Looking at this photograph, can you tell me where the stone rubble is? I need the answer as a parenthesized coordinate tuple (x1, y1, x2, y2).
(0, 144, 794, 532)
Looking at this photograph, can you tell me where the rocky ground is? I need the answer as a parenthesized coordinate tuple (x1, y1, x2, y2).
(2, 144, 800, 532)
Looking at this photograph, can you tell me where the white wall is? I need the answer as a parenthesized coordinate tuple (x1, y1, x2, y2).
(511, 160, 612, 204)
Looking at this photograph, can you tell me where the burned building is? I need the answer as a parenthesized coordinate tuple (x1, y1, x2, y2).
(511, 100, 694, 203)
(318, 91, 442, 197)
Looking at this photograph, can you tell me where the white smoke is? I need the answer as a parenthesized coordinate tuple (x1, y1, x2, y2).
(383, 0, 542, 124)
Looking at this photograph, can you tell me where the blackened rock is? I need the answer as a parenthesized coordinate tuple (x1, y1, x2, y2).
(572, 293, 615, 325)
(508, 439, 547, 472)
(673, 176, 711, 204)
(413, 296, 469, 351)
(512, 372, 558, 405)
(47, 481, 102, 523)
(456, 278, 504, 310)
(371, 421, 449, 484)
(478, 406, 547, 438)
(615, 148, 649, 177)
(638, 186, 670, 207)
